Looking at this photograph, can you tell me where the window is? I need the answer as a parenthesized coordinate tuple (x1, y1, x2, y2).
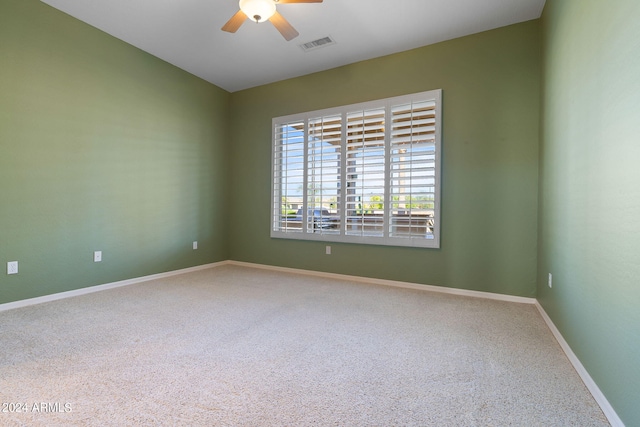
(272, 89, 441, 248)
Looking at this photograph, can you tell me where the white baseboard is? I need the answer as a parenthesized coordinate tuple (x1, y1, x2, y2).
(0, 259, 624, 426)
(535, 301, 624, 427)
(0, 259, 534, 312)
(0, 261, 228, 313)
(227, 260, 537, 304)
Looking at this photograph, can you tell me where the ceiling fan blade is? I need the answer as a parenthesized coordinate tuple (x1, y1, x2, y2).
(221, 10, 247, 33)
(275, 0, 323, 3)
(269, 11, 299, 41)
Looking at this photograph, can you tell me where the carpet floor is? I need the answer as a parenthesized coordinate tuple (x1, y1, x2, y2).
(0, 265, 609, 426)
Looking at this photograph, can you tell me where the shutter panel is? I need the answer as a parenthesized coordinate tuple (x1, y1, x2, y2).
(307, 115, 342, 234)
(346, 108, 386, 237)
(389, 100, 437, 239)
(273, 120, 305, 232)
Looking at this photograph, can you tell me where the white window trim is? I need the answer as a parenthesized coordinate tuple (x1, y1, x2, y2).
(271, 89, 442, 249)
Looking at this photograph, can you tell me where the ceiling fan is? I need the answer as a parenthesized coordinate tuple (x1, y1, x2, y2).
(221, 0, 323, 41)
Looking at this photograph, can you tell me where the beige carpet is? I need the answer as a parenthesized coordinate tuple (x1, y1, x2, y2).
(0, 265, 608, 426)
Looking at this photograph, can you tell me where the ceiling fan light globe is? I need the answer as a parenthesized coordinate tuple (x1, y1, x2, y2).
(239, 0, 276, 23)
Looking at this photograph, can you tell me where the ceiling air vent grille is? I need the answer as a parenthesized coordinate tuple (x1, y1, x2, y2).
(299, 36, 336, 52)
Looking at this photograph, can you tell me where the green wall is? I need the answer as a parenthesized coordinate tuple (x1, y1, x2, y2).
(229, 21, 541, 297)
(538, 0, 640, 425)
(0, 0, 230, 304)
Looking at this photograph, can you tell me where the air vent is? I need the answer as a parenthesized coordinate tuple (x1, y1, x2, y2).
(299, 36, 336, 52)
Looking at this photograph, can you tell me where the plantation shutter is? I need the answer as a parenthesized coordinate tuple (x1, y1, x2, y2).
(389, 99, 438, 240)
(346, 108, 386, 237)
(272, 89, 441, 248)
(307, 115, 342, 234)
(273, 120, 305, 233)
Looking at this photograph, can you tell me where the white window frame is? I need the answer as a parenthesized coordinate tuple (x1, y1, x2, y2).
(271, 89, 442, 248)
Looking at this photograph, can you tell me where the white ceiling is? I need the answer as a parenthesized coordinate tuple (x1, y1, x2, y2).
(40, 0, 546, 92)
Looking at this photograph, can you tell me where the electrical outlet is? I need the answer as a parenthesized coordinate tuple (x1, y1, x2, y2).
(548, 273, 552, 288)
(94, 251, 102, 262)
(193, 241, 198, 250)
(7, 261, 18, 275)
(326, 245, 331, 255)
